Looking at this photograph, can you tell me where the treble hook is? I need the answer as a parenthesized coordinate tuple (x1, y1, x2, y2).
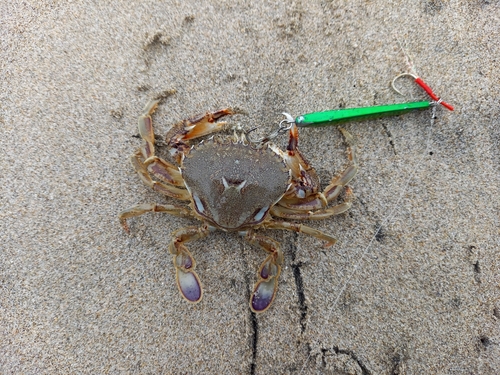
(245, 113, 295, 145)
(245, 127, 265, 144)
(392, 72, 454, 111)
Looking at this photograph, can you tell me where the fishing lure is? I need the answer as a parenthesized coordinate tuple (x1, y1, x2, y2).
(289, 73, 453, 129)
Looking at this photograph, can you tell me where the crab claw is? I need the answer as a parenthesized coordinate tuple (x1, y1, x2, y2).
(250, 256, 281, 313)
(174, 249, 202, 303)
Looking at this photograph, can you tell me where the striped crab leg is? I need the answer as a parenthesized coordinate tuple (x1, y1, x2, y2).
(277, 125, 358, 211)
(134, 100, 191, 199)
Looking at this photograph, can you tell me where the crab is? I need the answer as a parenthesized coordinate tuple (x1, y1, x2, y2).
(119, 99, 358, 313)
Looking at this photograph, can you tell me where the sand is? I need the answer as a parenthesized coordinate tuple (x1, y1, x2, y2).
(1, 1, 499, 373)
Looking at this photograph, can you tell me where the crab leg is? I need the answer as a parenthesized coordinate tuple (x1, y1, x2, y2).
(278, 127, 358, 211)
(243, 231, 283, 313)
(321, 128, 358, 203)
(271, 186, 354, 221)
(118, 203, 194, 233)
(279, 123, 322, 201)
(265, 220, 337, 247)
(169, 225, 211, 304)
(143, 155, 184, 186)
(277, 193, 328, 211)
(132, 100, 192, 199)
(138, 99, 161, 159)
(130, 150, 191, 200)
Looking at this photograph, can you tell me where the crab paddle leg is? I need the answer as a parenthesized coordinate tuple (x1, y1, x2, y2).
(169, 225, 210, 303)
(243, 231, 283, 313)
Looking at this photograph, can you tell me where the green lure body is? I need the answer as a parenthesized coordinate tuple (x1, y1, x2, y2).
(295, 101, 431, 127)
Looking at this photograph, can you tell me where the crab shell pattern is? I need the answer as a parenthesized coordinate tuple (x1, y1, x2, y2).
(119, 100, 357, 313)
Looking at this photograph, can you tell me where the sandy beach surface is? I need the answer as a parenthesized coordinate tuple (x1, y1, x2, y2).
(2, 1, 499, 373)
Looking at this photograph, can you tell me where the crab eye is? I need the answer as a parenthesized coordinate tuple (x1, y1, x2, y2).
(253, 206, 269, 222)
(192, 193, 205, 213)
